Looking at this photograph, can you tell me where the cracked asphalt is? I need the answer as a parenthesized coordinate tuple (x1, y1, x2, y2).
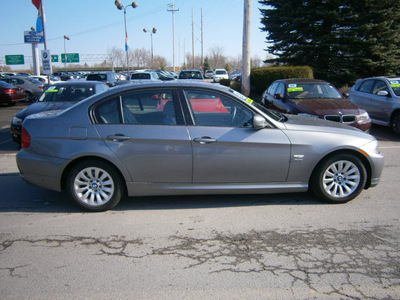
(0, 113, 400, 299)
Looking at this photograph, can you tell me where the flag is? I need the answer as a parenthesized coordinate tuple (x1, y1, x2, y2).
(125, 32, 129, 52)
(32, 0, 45, 34)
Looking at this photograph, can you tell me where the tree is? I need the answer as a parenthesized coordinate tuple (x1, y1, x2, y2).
(259, 0, 400, 85)
(208, 45, 226, 69)
(203, 57, 211, 71)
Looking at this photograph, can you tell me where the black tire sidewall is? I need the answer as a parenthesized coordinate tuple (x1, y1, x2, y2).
(67, 160, 123, 211)
(312, 154, 367, 203)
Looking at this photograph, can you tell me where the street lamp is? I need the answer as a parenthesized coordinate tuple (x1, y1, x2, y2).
(63, 35, 70, 70)
(143, 27, 156, 68)
(115, 1, 138, 72)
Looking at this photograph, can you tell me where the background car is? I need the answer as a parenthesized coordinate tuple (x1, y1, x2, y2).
(86, 72, 121, 87)
(262, 79, 371, 132)
(212, 69, 229, 82)
(347, 76, 400, 134)
(178, 70, 206, 81)
(29, 75, 61, 86)
(17, 82, 383, 212)
(0, 81, 26, 106)
(10, 81, 108, 143)
(130, 71, 161, 83)
(0, 76, 44, 102)
(204, 70, 214, 79)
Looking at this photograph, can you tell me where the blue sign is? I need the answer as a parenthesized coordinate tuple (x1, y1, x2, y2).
(24, 31, 44, 44)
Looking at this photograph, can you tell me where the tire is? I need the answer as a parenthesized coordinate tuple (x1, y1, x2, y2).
(391, 111, 400, 134)
(67, 160, 124, 211)
(311, 154, 367, 203)
(25, 92, 34, 103)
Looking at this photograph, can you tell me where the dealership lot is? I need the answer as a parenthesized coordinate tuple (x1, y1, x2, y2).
(1, 103, 400, 299)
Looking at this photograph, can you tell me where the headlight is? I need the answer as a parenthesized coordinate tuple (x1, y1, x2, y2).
(12, 117, 23, 126)
(358, 112, 370, 121)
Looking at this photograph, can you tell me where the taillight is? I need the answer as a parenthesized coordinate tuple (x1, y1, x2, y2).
(21, 128, 31, 148)
(39, 85, 44, 90)
(5, 89, 16, 95)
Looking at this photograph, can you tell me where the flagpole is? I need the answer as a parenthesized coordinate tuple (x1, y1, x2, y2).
(40, 2, 47, 50)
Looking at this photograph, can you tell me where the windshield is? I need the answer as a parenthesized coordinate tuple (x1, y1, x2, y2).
(229, 89, 282, 121)
(389, 80, 400, 96)
(287, 83, 342, 99)
(39, 85, 95, 102)
(179, 71, 203, 79)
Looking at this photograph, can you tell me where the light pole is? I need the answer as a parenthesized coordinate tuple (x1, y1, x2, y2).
(115, 1, 138, 72)
(143, 27, 156, 69)
(63, 35, 70, 70)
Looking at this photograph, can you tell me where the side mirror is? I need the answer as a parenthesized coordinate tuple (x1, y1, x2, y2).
(253, 114, 269, 129)
(377, 90, 389, 97)
(343, 93, 349, 98)
(274, 93, 282, 100)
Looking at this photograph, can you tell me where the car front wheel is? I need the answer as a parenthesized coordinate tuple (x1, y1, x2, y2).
(67, 160, 124, 211)
(311, 154, 367, 203)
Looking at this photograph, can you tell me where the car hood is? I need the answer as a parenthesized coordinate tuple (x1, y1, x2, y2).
(292, 98, 362, 116)
(16, 101, 77, 119)
(283, 113, 359, 131)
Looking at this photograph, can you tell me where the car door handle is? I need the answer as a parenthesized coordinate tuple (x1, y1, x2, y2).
(107, 134, 131, 141)
(193, 137, 217, 144)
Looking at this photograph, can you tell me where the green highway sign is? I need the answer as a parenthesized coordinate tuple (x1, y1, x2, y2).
(61, 53, 79, 63)
(51, 55, 59, 62)
(5, 55, 24, 65)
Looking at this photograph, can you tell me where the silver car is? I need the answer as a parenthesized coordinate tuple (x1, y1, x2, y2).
(347, 76, 400, 134)
(17, 82, 384, 211)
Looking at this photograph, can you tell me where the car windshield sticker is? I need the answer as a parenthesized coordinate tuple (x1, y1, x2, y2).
(390, 80, 400, 87)
(45, 89, 58, 93)
(231, 90, 255, 104)
(287, 84, 303, 92)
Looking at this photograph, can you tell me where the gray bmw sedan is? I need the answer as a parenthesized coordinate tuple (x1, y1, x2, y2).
(16, 82, 384, 211)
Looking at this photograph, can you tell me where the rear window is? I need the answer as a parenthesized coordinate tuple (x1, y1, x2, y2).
(87, 74, 107, 81)
(131, 73, 151, 80)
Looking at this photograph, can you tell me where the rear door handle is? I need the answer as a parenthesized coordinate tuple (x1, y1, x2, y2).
(107, 134, 131, 141)
(193, 137, 217, 144)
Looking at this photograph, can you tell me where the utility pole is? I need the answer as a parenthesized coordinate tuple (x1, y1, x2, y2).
(242, 0, 252, 96)
(201, 8, 204, 71)
(167, 3, 179, 72)
(192, 8, 195, 68)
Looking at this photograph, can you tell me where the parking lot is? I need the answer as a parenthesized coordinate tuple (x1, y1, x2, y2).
(1, 102, 400, 299)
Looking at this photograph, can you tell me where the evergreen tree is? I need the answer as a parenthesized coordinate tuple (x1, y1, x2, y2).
(203, 57, 212, 71)
(259, 0, 400, 85)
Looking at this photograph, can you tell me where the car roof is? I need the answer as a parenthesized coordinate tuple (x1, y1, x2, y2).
(49, 81, 105, 86)
(276, 78, 329, 84)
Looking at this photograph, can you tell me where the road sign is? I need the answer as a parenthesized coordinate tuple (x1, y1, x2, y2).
(61, 53, 79, 63)
(5, 55, 24, 65)
(51, 55, 58, 62)
(24, 31, 44, 43)
(41, 50, 52, 75)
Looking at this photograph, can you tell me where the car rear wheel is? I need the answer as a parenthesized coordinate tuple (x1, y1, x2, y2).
(25, 92, 35, 103)
(67, 160, 124, 211)
(311, 154, 367, 203)
(391, 111, 400, 134)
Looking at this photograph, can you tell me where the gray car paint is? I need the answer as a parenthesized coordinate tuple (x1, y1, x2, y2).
(16, 82, 384, 200)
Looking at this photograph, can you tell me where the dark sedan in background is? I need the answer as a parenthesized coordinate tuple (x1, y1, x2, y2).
(10, 81, 108, 143)
(16, 82, 383, 211)
(262, 79, 371, 132)
(0, 81, 26, 106)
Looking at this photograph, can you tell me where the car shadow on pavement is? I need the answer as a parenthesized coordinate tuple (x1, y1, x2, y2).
(0, 172, 325, 213)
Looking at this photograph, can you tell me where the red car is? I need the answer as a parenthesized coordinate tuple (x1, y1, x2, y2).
(0, 81, 26, 106)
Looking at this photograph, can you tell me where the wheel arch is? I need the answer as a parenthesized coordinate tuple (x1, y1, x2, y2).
(309, 149, 372, 190)
(60, 155, 127, 194)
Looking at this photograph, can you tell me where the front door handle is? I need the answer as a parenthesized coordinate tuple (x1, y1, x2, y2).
(193, 137, 217, 144)
(107, 134, 131, 141)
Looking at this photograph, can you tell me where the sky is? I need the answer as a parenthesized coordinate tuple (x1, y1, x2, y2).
(0, 0, 270, 70)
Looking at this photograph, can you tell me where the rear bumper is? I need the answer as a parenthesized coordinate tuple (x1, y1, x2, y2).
(17, 150, 69, 192)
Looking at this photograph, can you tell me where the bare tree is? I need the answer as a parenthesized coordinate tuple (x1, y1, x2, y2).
(208, 45, 226, 69)
(107, 47, 124, 69)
